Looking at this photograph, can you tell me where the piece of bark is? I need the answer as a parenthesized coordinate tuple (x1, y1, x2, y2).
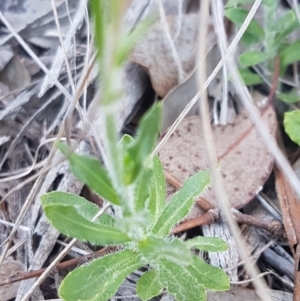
(275, 157, 300, 301)
(202, 221, 239, 282)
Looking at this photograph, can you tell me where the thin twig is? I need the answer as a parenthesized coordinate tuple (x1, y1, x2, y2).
(0, 245, 116, 288)
(197, 1, 273, 301)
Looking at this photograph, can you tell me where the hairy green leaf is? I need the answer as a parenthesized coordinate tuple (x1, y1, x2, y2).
(103, 113, 124, 189)
(275, 5, 300, 44)
(159, 260, 206, 301)
(136, 269, 164, 301)
(138, 236, 193, 266)
(151, 169, 210, 237)
(41, 192, 114, 226)
(59, 249, 143, 301)
(284, 110, 300, 146)
(280, 40, 300, 67)
(119, 134, 136, 185)
(58, 143, 120, 205)
(119, 134, 134, 152)
(41, 193, 130, 245)
(185, 236, 228, 252)
(115, 210, 150, 240)
(134, 167, 153, 212)
(239, 68, 263, 85)
(239, 51, 268, 67)
(148, 156, 166, 225)
(188, 256, 230, 291)
(127, 103, 162, 183)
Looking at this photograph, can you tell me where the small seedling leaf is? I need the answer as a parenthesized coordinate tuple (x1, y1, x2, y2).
(41, 193, 130, 245)
(159, 260, 206, 301)
(59, 249, 143, 301)
(280, 40, 300, 67)
(136, 269, 164, 301)
(148, 156, 166, 225)
(185, 236, 228, 252)
(151, 169, 210, 237)
(239, 51, 268, 67)
(284, 110, 300, 146)
(239, 68, 263, 85)
(58, 143, 120, 205)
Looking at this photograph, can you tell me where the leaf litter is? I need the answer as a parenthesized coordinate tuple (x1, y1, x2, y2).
(159, 104, 277, 210)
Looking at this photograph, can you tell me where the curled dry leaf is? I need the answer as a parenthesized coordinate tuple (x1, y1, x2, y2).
(130, 14, 216, 97)
(159, 105, 277, 211)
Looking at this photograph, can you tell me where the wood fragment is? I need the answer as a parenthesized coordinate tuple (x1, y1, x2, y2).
(275, 164, 300, 301)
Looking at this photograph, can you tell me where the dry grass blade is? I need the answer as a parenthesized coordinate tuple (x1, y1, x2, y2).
(197, 0, 273, 300)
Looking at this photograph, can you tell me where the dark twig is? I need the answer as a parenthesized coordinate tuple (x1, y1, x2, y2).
(0, 246, 117, 287)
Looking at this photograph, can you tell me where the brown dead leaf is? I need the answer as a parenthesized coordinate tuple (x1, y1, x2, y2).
(0, 46, 13, 73)
(0, 56, 31, 92)
(130, 14, 216, 97)
(159, 105, 277, 210)
(0, 257, 25, 301)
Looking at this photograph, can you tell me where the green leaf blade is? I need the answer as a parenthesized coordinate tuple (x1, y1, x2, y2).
(59, 249, 143, 301)
(148, 156, 166, 225)
(151, 169, 210, 237)
(225, 8, 264, 43)
(159, 260, 206, 301)
(58, 143, 121, 205)
(138, 236, 193, 266)
(239, 51, 268, 67)
(136, 269, 164, 301)
(278, 91, 300, 104)
(41, 192, 114, 226)
(188, 256, 230, 291)
(239, 68, 263, 85)
(284, 110, 300, 146)
(280, 40, 300, 67)
(127, 103, 162, 183)
(275, 6, 300, 44)
(41, 192, 130, 245)
(185, 236, 228, 252)
(134, 167, 153, 213)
